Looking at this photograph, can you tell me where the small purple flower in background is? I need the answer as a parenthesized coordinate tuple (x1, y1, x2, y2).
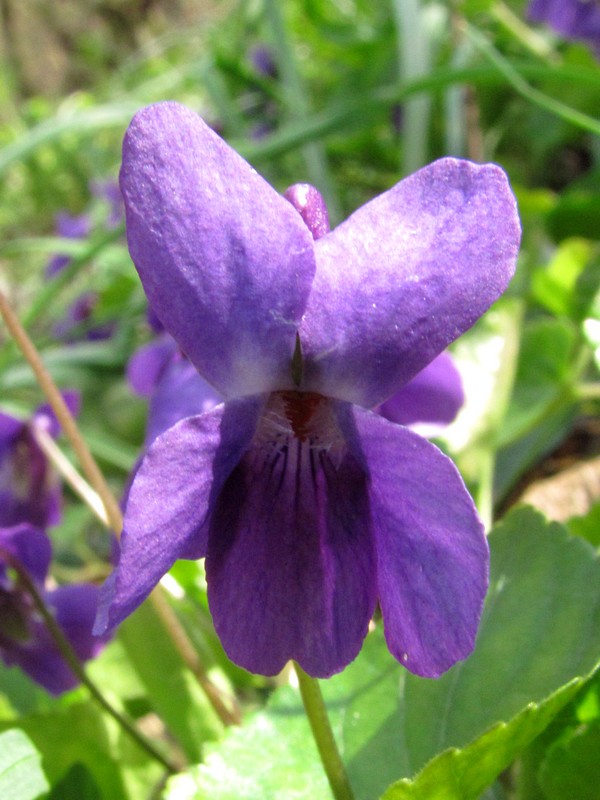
(90, 179, 125, 229)
(249, 44, 278, 79)
(95, 102, 520, 679)
(377, 351, 464, 429)
(528, 0, 600, 57)
(53, 291, 116, 343)
(45, 212, 91, 279)
(0, 393, 80, 529)
(127, 334, 220, 448)
(0, 524, 108, 694)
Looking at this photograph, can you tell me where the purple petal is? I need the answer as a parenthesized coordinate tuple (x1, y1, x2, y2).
(120, 102, 316, 398)
(300, 158, 520, 408)
(347, 407, 488, 677)
(1, 584, 105, 695)
(0, 625, 79, 695)
(45, 212, 91, 279)
(206, 395, 376, 677)
(284, 184, 330, 240)
(377, 352, 464, 427)
(94, 397, 263, 635)
(0, 525, 51, 585)
(146, 356, 221, 446)
(529, 0, 600, 38)
(35, 389, 81, 438)
(49, 584, 109, 660)
(0, 426, 61, 530)
(0, 413, 24, 444)
(127, 337, 178, 397)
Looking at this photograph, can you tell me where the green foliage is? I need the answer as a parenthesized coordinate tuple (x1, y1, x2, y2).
(0, 729, 48, 800)
(161, 509, 600, 800)
(1, 1, 600, 797)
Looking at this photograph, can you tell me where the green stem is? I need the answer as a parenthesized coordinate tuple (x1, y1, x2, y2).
(465, 23, 600, 137)
(294, 663, 355, 800)
(391, 0, 433, 173)
(263, 0, 340, 221)
(0, 292, 240, 728)
(1, 548, 178, 773)
(0, 291, 124, 533)
(490, 0, 554, 59)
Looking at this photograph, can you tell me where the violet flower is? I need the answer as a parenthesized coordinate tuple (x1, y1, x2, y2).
(130, 334, 462, 451)
(45, 212, 91, 279)
(528, 0, 600, 57)
(95, 102, 520, 678)
(53, 291, 116, 343)
(127, 335, 220, 447)
(0, 393, 80, 529)
(0, 524, 108, 695)
(377, 351, 464, 428)
(90, 179, 125, 229)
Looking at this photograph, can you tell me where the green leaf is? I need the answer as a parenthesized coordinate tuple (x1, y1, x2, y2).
(163, 686, 332, 800)
(568, 502, 600, 547)
(47, 762, 102, 800)
(497, 319, 576, 448)
(538, 722, 600, 800)
(0, 701, 163, 800)
(164, 509, 600, 800)
(377, 507, 600, 799)
(0, 729, 49, 800)
(380, 681, 585, 800)
(547, 193, 600, 242)
(531, 238, 593, 319)
(118, 599, 224, 762)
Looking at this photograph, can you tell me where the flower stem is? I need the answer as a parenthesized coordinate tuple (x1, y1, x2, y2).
(0, 290, 123, 534)
(391, 0, 433, 173)
(263, 0, 340, 222)
(0, 547, 178, 774)
(30, 425, 110, 527)
(0, 291, 239, 728)
(294, 663, 355, 800)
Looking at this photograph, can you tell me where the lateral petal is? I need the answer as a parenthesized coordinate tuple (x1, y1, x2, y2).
(94, 397, 263, 635)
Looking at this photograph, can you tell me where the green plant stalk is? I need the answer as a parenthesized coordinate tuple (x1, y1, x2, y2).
(0, 291, 240, 728)
(490, 0, 554, 59)
(472, 300, 525, 529)
(1, 64, 598, 178)
(294, 663, 355, 800)
(391, 0, 432, 173)
(0, 291, 124, 533)
(0, 546, 178, 774)
(263, 0, 340, 222)
(465, 23, 600, 137)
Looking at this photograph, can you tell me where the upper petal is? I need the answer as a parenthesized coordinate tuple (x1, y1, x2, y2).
(94, 397, 263, 635)
(300, 158, 521, 407)
(120, 102, 316, 398)
(344, 407, 489, 677)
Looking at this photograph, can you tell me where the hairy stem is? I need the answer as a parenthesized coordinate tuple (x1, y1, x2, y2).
(0, 547, 178, 773)
(294, 663, 355, 800)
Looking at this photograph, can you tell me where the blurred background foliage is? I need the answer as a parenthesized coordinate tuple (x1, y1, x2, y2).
(1, 1, 600, 798)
